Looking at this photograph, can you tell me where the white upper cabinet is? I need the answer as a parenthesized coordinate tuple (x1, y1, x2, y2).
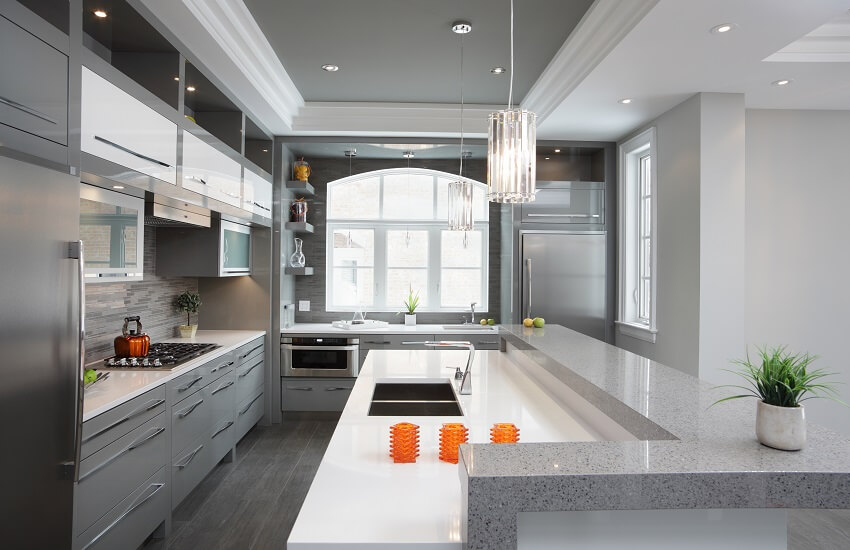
(181, 131, 242, 208)
(80, 67, 177, 184)
(242, 168, 272, 219)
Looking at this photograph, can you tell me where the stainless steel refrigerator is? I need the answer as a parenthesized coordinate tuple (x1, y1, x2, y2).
(0, 153, 82, 547)
(520, 231, 607, 341)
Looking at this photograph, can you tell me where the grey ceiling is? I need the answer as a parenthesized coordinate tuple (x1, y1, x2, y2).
(244, 0, 594, 104)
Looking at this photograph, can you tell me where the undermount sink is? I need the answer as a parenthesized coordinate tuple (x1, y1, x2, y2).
(368, 381, 463, 416)
(441, 324, 496, 331)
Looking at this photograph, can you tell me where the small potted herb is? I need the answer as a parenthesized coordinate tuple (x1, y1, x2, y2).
(175, 291, 202, 338)
(714, 346, 844, 451)
(402, 287, 420, 326)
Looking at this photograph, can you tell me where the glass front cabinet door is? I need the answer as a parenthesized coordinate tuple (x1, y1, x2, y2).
(219, 220, 251, 275)
(79, 184, 145, 281)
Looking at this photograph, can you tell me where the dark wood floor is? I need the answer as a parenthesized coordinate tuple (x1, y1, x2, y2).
(146, 415, 850, 549)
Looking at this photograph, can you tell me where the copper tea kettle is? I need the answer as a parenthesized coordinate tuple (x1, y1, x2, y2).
(114, 316, 150, 357)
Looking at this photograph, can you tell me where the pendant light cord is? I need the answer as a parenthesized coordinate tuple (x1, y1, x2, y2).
(508, 0, 514, 110)
(459, 30, 465, 179)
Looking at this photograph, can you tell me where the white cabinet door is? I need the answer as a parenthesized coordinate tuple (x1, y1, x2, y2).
(182, 131, 242, 207)
(80, 67, 177, 184)
(242, 168, 272, 219)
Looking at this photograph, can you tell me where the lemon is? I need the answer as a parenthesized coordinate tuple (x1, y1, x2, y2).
(523, 318, 534, 327)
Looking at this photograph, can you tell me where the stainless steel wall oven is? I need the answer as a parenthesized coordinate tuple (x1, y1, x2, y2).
(281, 337, 360, 377)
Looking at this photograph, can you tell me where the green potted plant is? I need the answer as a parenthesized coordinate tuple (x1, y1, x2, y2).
(402, 287, 420, 326)
(714, 346, 844, 451)
(175, 290, 202, 338)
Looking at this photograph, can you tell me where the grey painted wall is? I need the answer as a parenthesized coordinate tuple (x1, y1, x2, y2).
(745, 109, 850, 437)
(85, 226, 198, 363)
(615, 94, 702, 377)
(291, 157, 502, 324)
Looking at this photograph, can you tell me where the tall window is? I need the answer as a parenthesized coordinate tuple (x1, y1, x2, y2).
(325, 168, 488, 312)
(618, 128, 657, 343)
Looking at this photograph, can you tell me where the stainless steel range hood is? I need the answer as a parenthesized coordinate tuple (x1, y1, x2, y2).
(144, 195, 211, 228)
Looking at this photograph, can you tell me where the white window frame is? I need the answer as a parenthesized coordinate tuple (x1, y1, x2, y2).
(617, 127, 658, 343)
(325, 168, 489, 313)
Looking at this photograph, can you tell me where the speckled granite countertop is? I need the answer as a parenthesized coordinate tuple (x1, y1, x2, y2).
(459, 324, 850, 549)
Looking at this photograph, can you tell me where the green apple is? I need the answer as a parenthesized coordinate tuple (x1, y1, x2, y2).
(487, 318, 495, 325)
(84, 369, 98, 385)
(532, 317, 545, 328)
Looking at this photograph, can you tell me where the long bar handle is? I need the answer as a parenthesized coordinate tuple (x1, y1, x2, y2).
(176, 444, 204, 469)
(241, 344, 264, 359)
(526, 258, 533, 320)
(0, 95, 58, 124)
(93, 135, 171, 167)
(239, 392, 264, 414)
(282, 344, 358, 352)
(177, 376, 203, 393)
(177, 398, 204, 418)
(79, 426, 165, 482)
(211, 381, 234, 395)
(81, 399, 165, 443)
(83, 483, 165, 549)
(70, 241, 85, 482)
(526, 213, 600, 218)
(210, 361, 234, 374)
(238, 363, 260, 378)
(211, 421, 234, 439)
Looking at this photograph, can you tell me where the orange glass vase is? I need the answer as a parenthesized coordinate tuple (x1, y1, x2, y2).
(389, 422, 420, 463)
(439, 423, 469, 464)
(490, 423, 520, 444)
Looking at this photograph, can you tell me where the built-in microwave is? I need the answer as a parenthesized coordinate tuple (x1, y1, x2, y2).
(281, 337, 360, 377)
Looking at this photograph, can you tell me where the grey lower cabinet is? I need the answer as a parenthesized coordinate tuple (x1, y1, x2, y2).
(282, 378, 355, 412)
(75, 336, 265, 549)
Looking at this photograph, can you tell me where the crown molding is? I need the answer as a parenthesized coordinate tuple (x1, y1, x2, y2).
(522, 0, 659, 123)
(291, 102, 500, 137)
(182, 0, 303, 128)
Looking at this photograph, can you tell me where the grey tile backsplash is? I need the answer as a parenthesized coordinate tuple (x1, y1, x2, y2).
(85, 226, 198, 363)
(288, 157, 502, 324)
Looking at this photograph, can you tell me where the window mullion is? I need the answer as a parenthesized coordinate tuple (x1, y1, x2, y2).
(430, 227, 441, 311)
(374, 226, 387, 310)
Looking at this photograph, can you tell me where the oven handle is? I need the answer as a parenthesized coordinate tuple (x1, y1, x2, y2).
(282, 344, 359, 352)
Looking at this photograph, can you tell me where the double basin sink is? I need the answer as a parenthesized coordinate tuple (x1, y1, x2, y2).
(368, 381, 463, 416)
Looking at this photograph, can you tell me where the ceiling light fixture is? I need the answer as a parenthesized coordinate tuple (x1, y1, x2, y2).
(488, 0, 537, 204)
(544, 157, 550, 160)
(554, 149, 561, 153)
(112, 185, 124, 189)
(93, 9, 107, 18)
(618, 98, 632, 104)
(321, 64, 339, 72)
(448, 21, 474, 234)
(490, 67, 506, 75)
(710, 23, 736, 34)
(186, 86, 196, 92)
(173, 76, 180, 81)
(772, 79, 792, 86)
(402, 151, 415, 159)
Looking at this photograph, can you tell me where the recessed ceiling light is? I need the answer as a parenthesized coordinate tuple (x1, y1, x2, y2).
(93, 9, 107, 18)
(262, 148, 268, 152)
(173, 76, 180, 81)
(554, 149, 561, 153)
(618, 98, 632, 104)
(451, 21, 472, 34)
(710, 23, 736, 34)
(321, 64, 339, 72)
(772, 79, 792, 86)
(544, 157, 550, 160)
(112, 185, 124, 189)
(186, 86, 196, 92)
(490, 67, 506, 75)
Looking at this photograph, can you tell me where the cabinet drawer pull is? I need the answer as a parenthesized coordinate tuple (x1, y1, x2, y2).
(480, 341, 499, 345)
(177, 398, 204, 418)
(363, 340, 390, 345)
(239, 393, 264, 415)
(324, 387, 350, 392)
(288, 386, 313, 391)
(211, 381, 234, 395)
(188, 175, 207, 185)
(82, 398, 164, 443)
(211, 421, 234, 439)
(241, 344, 263, 359)
(238, 362, 261, 378)
(177, 376, 203, 393)
(526, 213, 600, 218)
(0, 95, 58, 125)
(83, 482, 165, 550)
(210, 361, 234, 373)
(256, 204, 271, 212)
(93, 135, 172, 167)
(176, 444, 204, 469)
(79, 426, 166, 481)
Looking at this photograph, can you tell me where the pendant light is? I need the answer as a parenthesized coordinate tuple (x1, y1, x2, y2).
(344, 148, 356, 247)
(448, 20, 475, 232)
(487, 0, 537, 203)
(403, 150, 415, 247)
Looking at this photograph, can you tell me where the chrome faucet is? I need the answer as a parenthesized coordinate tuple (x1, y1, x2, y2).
(468, 302, 477, 325)
(402, 340, 476, 395)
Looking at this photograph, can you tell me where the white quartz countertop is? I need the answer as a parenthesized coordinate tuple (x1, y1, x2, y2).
(287, 348, 601, 549)
(281, 323, 499, 335)
(83, 330, 265, 421)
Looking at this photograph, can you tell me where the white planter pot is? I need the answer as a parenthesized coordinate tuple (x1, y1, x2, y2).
(756, 400, 806, 451)
(178, 325, 198, 338)
(404, 314, 416, 326)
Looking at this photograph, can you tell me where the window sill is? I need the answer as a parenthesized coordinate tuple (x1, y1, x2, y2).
(615, 321, 657, 344)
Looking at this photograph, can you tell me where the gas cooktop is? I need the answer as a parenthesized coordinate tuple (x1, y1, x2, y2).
(102, 342, 219, 370)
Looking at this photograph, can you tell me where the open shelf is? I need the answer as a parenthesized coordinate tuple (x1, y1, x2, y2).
(245, 116, 273, 173)
(286, 181, 315, 196)
(284, 222, 314, 233)
(284, 267, 314, 276)
(184, 61, 242, 154)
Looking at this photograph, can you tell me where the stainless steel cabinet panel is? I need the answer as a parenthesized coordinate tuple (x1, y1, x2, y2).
(171, 391, 211, 459)
(75, 467, 168, 550)
(235, 390, 264, 442)
(235, 355, 264, 404)
(520, 182, 604, 225)
(0, 15, 68, 145)
(171, 434, 212, 509)
(81, 386, 165, 460)
(282, 378, 354, 412)
(75, 412, 168, 534)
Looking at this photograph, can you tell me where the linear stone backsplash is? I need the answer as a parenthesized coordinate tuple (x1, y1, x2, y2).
(85, 226, 198, 363)
(289, 157, 502, 324)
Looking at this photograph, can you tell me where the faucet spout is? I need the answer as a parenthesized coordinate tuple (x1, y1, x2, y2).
(469, 302, 477, 325)
(402, 340, 476, 395)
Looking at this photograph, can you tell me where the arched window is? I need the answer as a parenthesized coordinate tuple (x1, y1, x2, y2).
(325, 168, 488, 312)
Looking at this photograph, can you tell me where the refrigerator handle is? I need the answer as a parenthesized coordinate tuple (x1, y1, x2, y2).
(68, 240, 85, 482)
(526, 258, 532, 320)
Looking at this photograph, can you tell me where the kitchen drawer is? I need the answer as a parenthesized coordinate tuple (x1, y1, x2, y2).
(182, 131, 242, 207)
(171, 391, 211, 459)
(235, 389, 264, 443)
(171, 434, 213, 509)
(208, 415, 236, 464)
(81, 67, 177, 185)
(208, 373, 236, 427)
(75, 466, 168, 550)
(75, 412, 168, 534)
(458, 333, 501, 350)
(236, 337, 264, 364)
(81, 386, 165, 460)
(168, 367, 207, 405)
(206, 351, 236, 385)
(282, 378, 354, 412)
(0, 14, 68, 145)
(236, 355, 264, 403)
(360, 334, 436, 349)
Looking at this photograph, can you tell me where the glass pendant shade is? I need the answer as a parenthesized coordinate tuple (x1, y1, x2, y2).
(487, 108, 537, 203)
(447, 180, 474, 231)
